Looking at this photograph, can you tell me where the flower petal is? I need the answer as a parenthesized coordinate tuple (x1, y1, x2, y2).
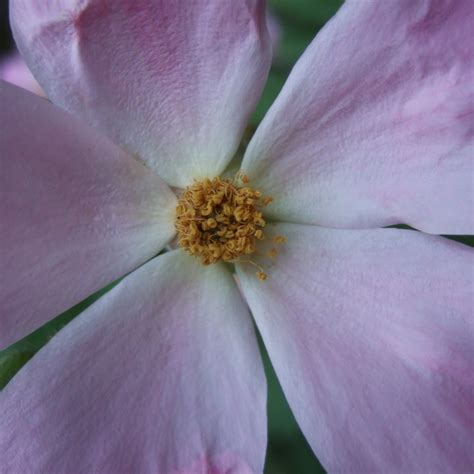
(237, 224, 474, 472)
(0, 250, 266, 473)
(11, 0, 272, 187)
(242, 0, 474, 234)
(0, 82, 176, 349)
(266, 10, 281, 53)
(0, 52, 44, 96)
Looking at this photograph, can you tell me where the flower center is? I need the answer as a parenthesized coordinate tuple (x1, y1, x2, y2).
(175, 174, 274, 280)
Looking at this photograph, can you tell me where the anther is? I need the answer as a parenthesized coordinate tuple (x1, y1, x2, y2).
(175, 174, 274, 280)
(273, 235, 287, 244)
(266, 248, 278, 258)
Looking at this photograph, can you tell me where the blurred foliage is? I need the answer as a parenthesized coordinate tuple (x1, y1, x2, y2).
(1, 0, 472, 473)
(0, 281, 117, 389)
(261, 337, 326, 473)
(270, 0, 344, 29)
(445, 235, 474, 246)
(251, 0, 342, 127)
(252, 70, 287, 125)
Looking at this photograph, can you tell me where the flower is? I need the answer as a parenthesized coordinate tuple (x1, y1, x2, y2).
(1, 0, 473, 472)
(0, 50, 44, 96)
(266, 9, 281, 53)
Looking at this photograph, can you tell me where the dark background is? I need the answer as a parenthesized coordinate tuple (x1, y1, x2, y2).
(0, 1, 11, 53)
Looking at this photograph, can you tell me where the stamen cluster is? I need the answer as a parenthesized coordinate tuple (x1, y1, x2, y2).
(175, 176, 270, 268)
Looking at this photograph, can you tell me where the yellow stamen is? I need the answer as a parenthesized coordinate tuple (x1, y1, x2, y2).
(175, 174, 278, 280)
(233, 258, 268, 281)
(256, 271, 268, 281)
(234, 171, 250, 184)
(273, 235, 287, 244)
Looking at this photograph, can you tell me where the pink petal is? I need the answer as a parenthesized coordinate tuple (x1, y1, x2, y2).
(0, 52, 44, 96)
(0, 250, 266, 473)
(266, 10, 281, 53)
(11, 0, 272, 187)
(237, 224, 474, 472)
(242, 0, 474, 234)
(0, 82, 176, 349)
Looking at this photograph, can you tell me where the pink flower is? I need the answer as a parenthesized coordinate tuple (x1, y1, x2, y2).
(1, 1, 473, 472)
(0, 51, 44, 96)
(266, 10, 281, 53)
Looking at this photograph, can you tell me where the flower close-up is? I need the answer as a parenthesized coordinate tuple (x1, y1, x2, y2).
(0, 50, 44, 96)
(1, 0, 473, 473)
